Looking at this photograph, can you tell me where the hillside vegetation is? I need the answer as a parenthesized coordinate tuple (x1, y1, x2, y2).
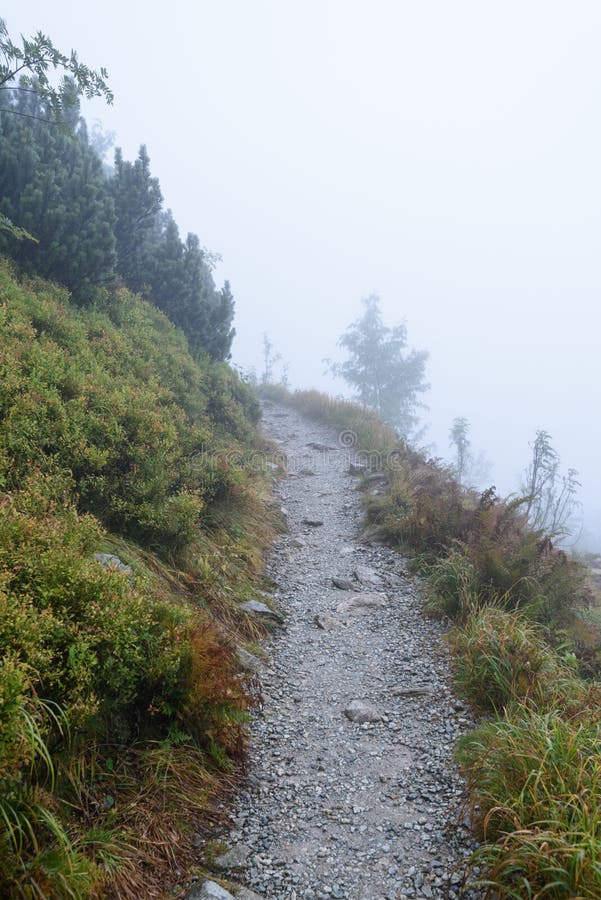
(261, 385, 600, 899)
(0, 261, 274, 897)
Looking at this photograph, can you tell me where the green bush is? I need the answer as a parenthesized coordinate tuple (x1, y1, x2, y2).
(0, 262, 258, 554)
(0, 261, 267, 895)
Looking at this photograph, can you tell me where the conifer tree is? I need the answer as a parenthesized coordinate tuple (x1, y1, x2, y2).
(0, 89, 115, 301)
(110, 144, 162, 291)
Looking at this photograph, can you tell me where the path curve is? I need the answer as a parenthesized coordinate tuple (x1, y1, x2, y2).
(219, 401, 478, 899)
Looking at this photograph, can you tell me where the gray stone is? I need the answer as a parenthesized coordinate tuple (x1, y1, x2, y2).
(353, 565, 384, 587)
(314, 613, 343, 630)
(336, 591, 388, 614)
(302, 517, 324, 527)
(214, 843, 252, 869)
(235, 890, 263, 900)
(239, 600, 284, 624)
(391, 686, 433, 698)
(344, 699, 383, 724)
(186, 881, 234, 900)
(93, 552, 132, 575)
(235, 647, 262, 674)
(331, 577, 355, 591)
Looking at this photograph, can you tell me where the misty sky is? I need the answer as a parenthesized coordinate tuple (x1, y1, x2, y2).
(5, 1, 601, 542)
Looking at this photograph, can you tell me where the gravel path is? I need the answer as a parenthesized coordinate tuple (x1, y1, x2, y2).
(213, 401, 479, 900)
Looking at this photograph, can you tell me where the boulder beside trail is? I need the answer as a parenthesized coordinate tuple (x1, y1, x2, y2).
(239, 600, 284, 624)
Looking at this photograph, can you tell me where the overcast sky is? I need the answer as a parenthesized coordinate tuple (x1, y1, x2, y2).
(5, 1, 601, 544)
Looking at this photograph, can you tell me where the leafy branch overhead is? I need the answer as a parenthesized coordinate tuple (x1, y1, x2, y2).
(0, 17, 112, 122)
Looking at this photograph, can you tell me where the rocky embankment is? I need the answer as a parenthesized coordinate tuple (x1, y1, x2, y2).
(191, 402, 479, 900)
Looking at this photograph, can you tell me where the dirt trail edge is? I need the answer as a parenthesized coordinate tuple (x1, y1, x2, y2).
(214, 401, 479, 900)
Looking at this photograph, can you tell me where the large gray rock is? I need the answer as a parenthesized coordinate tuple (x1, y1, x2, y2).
(239, 600, 284, 624)
(336, 592, 388, 614)
(353, 565, 384, 587)
(214, 843, 252, 869)
(344, 700, 383, 724)
(186, 881, 234, 900)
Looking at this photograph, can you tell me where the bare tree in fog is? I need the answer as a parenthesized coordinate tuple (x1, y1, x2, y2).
(522, 430, 581, 536)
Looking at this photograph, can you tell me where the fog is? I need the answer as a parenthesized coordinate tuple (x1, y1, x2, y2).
(5, 1, 601, 545)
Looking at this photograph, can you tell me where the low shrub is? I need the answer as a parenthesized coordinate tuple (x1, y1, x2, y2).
(0, 261, 271, 895)
(0, 261, 259, 555)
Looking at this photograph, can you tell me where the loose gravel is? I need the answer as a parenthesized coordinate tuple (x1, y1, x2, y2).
(215, 401, 480, 899)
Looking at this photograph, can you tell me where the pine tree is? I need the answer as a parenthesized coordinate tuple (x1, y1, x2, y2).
(110, 144, 162, 291)
(0, 88, 116, 301)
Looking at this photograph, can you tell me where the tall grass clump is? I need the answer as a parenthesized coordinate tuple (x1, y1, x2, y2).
(450, 606, 569, 713)
(457, 710, 601, 898)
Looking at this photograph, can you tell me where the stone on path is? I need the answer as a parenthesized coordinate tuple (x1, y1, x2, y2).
(344, 699, 383, 724)
(302, 517, 324, 527)
(336, 591, 388, 614)
(186, 881, 233, 900)
(314, 613, 343, 630)
(391, 685, 433, 698)
(353, 564, 384, 587)
(307, 441, 335, 451)
(214, 843, 252, 869)
(331, 576, 355, 591)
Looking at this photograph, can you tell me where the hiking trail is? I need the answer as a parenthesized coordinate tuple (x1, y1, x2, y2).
(206, 400, 479, 900)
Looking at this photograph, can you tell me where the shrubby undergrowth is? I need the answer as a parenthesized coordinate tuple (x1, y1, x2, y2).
(0, 262, 270, 897)
(264, 385, 600, 899)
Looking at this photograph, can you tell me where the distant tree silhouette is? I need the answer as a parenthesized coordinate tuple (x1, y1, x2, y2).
(329, 294, 429, 438)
